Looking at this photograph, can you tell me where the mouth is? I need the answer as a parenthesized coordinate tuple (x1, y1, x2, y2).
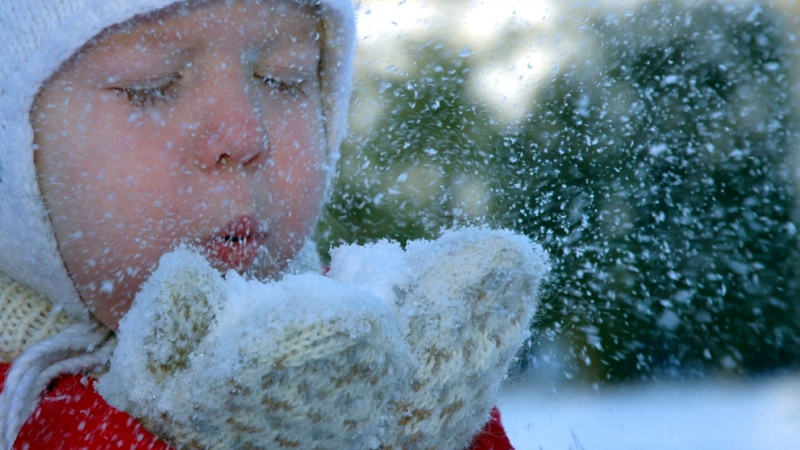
(202, 216, 267, 271)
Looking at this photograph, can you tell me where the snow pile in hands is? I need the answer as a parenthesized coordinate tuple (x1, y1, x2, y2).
(97, 227, 549, 450)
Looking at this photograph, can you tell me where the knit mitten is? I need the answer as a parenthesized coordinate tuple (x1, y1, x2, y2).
(97, 248, 410, 450)
(328, 228, 548, 449)
(98, 228, 549, 450)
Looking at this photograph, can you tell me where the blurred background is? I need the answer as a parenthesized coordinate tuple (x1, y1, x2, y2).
(315, 0, 800, 388)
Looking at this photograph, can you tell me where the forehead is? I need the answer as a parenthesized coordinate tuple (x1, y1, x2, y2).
(89, 0, 321, 54)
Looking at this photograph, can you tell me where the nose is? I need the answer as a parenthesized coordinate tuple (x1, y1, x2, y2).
(192, 73, 267, 170)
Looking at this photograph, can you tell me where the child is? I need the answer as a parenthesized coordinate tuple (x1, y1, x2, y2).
(0, 0, 547, 448)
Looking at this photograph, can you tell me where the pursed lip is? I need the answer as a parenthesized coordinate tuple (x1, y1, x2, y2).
(201, 216, 267, 270)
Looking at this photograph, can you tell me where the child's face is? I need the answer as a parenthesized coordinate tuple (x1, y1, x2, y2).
(32, 0, 327, 329)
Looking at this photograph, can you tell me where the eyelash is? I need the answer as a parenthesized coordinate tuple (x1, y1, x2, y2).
(113, 73, 306, 108)
(259, 76, 306, 99)
(112, 75, 182, 108)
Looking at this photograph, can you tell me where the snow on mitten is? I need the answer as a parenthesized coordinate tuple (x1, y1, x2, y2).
(97, 248, 410, 450)
(327, 227, 549, 449)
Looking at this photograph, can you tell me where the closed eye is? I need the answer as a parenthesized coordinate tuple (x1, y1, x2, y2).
(257, 75, 305, 99)
(110, 74, 183, 108)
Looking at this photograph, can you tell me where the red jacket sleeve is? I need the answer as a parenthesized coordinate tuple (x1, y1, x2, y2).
(467, 407, 516, 450)
(0, 364, 171, 450)
(1, 364, 514, 449)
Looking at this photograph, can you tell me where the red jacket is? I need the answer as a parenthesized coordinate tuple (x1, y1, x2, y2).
(0, 364, 514, 450)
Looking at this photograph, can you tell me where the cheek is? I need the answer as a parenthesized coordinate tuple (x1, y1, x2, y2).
(265, 147, 327, 235)
(282, 122, 327, 214)
(35, 105, 193, 326)
(260, 115, 327, 257)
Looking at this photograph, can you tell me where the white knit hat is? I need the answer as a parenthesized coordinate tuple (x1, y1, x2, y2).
(0, 0, 355, 323)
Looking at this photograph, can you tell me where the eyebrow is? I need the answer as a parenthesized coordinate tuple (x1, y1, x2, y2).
(100, 23, 183, 49)
(99, 20, 321, 54)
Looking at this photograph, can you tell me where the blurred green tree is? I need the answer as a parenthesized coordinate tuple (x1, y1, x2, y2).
(318, 0, 800, 382)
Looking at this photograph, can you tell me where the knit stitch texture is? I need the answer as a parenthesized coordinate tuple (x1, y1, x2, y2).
(0, 275, 73, 362)
(97, 228, 549, 450)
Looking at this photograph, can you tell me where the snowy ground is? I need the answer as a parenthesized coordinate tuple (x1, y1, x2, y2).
(498, 374, 800, 449)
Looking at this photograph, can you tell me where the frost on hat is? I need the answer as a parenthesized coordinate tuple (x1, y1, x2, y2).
(0, 0, 355, 320)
